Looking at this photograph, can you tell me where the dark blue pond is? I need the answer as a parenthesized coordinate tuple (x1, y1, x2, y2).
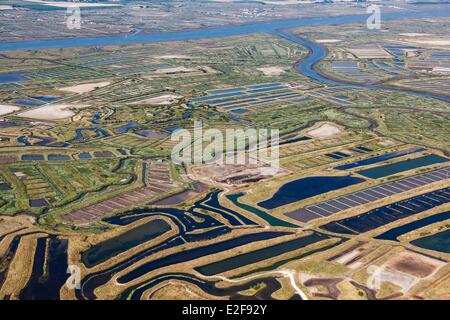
(22, 154, 44, 161)
(14, 100, 42, 107)
(357, 154, 448, 179)
(48, 154, 71, 161)
(29, 199, 48, 207)
(335, 147, 425, 170)
(19, 236, 69, 300)
(0, 72, 29, 83)
(78, 152, 92, 160)
(0, 121, 18, 127)
(258, 175, 365, 210)
(410, 229, 450, 254)
(82, 219, 171, 268)
(0, 183, 12, 191)
(231, 109, 248, 114)
(376, 210, 450, 241)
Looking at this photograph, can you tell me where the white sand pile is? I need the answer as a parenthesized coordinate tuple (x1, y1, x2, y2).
(153, 67, 194, 74)
(23, 0, 121, 7)
(257, 67, 287, 76)
(58, 81, 110, 94)
(0, 105, 21, 116)
(308, 123, 341, 138)
(131, 94, 181, 105)
(316, 39, 342, 43)
(17, 104, 89, 120)
(156, 55, 191, 59)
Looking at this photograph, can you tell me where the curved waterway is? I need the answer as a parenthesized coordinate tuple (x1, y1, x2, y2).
(76, 191, 260, 300)
(273, 30, 450, 103)
(117, 273, 295, 300)
(258, 175, 365, 210)
(375, 210, 450, 242)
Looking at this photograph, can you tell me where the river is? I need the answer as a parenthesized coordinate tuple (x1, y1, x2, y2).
(1, 10, 450, 51)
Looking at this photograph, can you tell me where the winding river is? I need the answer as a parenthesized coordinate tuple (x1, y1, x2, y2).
(2, 10, 450, 102)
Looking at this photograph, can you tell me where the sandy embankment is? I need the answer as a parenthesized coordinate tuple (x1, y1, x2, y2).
(0, 105, 21, 116)
(17, 104, 89, 120)
(58, 81, 110, 94)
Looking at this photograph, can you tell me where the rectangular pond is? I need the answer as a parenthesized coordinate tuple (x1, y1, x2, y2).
(320, 187, 450, 235)
(0, 72, 29, 83)
(410, 229, 450, 254)
(48, 155, 71, 161)
(335, 147, 425, 170)
(22, 155, 44, 161)
(356, 154, 448, 179)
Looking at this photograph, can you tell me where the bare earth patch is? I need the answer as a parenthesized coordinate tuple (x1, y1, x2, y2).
(190, 162, 284, 187)
(58, 81, 110, 94)
(316, 39, 342, 43)
(131, 94, 181, 105)
(0, 105, 21, 116)
(386, 250, 445, 278)
(307, 123, 341, 138)
(347, 47, 393, 59)
(17, 104, 89, 120)
(153, 67, 194, 74)
(257, 67, 287, 76)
